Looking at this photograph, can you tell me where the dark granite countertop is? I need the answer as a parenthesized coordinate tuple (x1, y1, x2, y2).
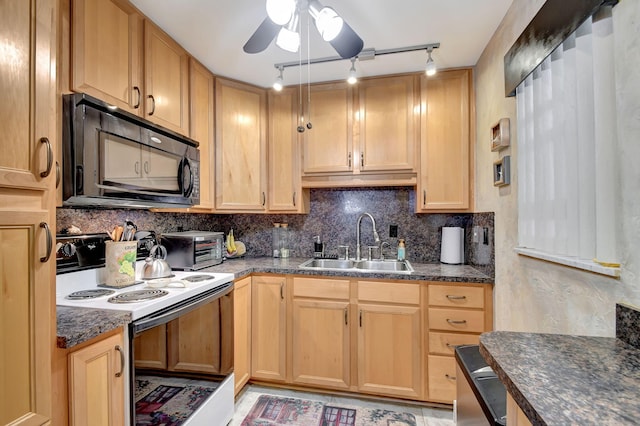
(480, 331, 640, 425)
(57, 257, 491, 349)
(57, 306, 131, 349)
(200, 256, 493, 283)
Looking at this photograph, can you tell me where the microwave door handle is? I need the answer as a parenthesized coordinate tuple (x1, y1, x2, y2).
(179, 158, 194, 197)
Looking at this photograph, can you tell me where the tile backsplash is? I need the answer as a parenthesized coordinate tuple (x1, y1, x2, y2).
(57, 188, 494, 275)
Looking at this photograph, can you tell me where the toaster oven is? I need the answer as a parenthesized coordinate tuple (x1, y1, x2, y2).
(161, 231, 224, 270)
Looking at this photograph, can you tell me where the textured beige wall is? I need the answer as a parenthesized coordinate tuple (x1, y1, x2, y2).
(474, 0, 640, 335)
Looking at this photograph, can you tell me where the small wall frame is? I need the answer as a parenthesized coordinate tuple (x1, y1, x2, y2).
(493, 155, 511, 187)
(491, 118, 510, 151)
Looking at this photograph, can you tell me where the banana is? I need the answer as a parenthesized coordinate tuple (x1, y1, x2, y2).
(227, 229, 236, 254)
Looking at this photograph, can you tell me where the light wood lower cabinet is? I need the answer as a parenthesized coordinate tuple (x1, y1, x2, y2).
(507, 393, 533, 426)
(357, 280, 422, 399)
(251, 275, 287, 382)
(426, 282, 493, 403)
(291, 277, 350, 390)
(68, 330, 125, 426)
(133, 324, 167, 369)
(234, 276, 252, 394)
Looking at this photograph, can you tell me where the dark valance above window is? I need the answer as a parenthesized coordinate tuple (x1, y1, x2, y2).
(504, 0, 618, 97)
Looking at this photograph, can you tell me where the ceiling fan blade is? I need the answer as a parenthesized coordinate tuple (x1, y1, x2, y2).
(329, 22, 364, 59)
(243, 17, 280, 54)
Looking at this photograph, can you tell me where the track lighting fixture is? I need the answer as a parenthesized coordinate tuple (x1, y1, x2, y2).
(347, 58, 357, 85)
(425, 47, 437, 76)
(273, 66, 284, 91)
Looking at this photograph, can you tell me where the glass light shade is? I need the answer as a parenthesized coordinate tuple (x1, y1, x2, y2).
(276, 27, 300, 52)
(347, 64, 357, 84)
(266, 0, 296, 25)
(425, 57, 437, 76)
(315, 7, 343, 41)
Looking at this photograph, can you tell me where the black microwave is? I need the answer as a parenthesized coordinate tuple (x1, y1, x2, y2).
(62, 93, 200, 208)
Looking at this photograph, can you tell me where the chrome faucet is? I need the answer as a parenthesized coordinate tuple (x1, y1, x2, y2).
(356, 212, 380, 261)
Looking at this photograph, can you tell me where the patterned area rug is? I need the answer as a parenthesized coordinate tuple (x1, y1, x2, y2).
(241, 394, 417, 426)
(134, 375, 219, 426)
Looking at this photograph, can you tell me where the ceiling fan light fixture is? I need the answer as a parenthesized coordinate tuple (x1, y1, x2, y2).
(308, 1, 344, 42)
(276, 12, 300, 53)
(266, 0, 296, 26)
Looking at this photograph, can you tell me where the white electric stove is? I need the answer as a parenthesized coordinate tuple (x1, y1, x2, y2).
(56, 266, 235, 320)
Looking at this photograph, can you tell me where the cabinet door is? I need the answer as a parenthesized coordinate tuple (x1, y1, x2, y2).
(71, 0, 142, 114)
(427, 355, 457, 403)
(268, 87, 307, 212)
(0, 211, 53, 425)
(357, 75, 418, 173)
(302, 82, 353, 174)
(68, 332, 125, 426)
(189, 58, 215, 210)
(133, 324, 167, 369)
(144, 20, 189, 135)
(215, 78, 267, 211)
(292, 298, 350, 390)
(234, 276, 252, 395)
(251, 276, 287, 382)
(167, 299, 223, 374)
(418, 69, 471, 211)
(0, 0, 55, 191)
(357, 303, 422, 398)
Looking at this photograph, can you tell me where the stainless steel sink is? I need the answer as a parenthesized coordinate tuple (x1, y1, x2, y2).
(299, 258, 413, 274)
(299, 259, 355, 269)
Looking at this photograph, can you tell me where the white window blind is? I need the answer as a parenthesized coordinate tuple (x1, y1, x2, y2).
(516, 7, 619, 270)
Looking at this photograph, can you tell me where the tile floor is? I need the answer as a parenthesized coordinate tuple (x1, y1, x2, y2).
(230, 384, 454, 426)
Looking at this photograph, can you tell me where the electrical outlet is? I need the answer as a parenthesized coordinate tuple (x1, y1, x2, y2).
(389, 224, 398, 238)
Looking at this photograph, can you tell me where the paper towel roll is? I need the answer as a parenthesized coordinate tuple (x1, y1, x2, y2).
(440, 227, 464, 264)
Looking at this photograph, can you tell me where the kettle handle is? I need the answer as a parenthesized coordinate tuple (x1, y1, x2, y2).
(150, 244, 167, 259)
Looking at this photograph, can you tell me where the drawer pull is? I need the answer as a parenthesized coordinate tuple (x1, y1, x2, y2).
(446, 319, 467, 325)
(446, 295, 467, 300)
(115, 345, 125, 378)
(446, 343, 454, 349)
(445, 374, 456, 381)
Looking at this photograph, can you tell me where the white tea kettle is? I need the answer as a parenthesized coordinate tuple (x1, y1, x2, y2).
(142, 244, 172, 279)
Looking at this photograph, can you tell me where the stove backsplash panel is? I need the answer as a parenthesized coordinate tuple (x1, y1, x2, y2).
(57, 188, 494, 275)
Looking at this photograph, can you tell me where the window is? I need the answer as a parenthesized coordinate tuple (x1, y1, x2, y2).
(515, 7, 620, 277)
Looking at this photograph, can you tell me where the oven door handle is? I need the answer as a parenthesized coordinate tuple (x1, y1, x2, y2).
(131, 282, 233, 335)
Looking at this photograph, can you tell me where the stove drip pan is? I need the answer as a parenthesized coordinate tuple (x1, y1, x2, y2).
(108, 289, 168, 304)
(99, 281, 144, 289)
(66, 289, 116, 300)
(181, 274, 215, 283)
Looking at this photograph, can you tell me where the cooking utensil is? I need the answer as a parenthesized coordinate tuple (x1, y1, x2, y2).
(141, 244, 172, 279)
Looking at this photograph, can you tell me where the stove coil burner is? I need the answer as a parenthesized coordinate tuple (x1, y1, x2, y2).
(181, 274, 214, 283)
(66, 289, 116, 300)
(107, 289, 168, 304)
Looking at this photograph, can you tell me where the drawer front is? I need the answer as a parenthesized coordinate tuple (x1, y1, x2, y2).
(428, 284, 484, 309)
(428, 332, 480, 356)
(427, 355, 457, 403)
(358, 280, 420, 305)
(428, 308, 486, 333)
(293, 277, 350, 299)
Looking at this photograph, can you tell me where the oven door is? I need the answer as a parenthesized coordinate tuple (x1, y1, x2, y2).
(129, 284, 234, 425)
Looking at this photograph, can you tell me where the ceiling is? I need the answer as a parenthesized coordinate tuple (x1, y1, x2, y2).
(130, 0, 514, 88)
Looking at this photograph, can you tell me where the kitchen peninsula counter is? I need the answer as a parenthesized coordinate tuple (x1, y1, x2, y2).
(480, 331, 640, 425)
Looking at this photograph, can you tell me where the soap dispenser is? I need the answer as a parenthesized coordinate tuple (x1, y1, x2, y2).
(314, 236, 323, 258)
(397, 239, 406, 261)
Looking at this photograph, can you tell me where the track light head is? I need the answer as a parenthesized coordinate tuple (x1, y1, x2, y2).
(347, 58, 357, 84)
(273, 66, 284, 91)
(425, 47, 437, 76)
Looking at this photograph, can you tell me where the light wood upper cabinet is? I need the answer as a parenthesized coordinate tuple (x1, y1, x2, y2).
(357, 75, 418, 173)
(143, 20, 190, 135)
(301, 82, 354, 174)
(68, 331, 125, 426)
(268, 87, 308, 213)
(234, 276, 252, 395)
(71, 0, 142, 114)
(189, 58, 215, 210)
(215, 78, 267, 212)
(291, 277, 350, 390)
(251, 275, 287, 382)
(0, 1, 55, 424)
(417, 69, 473, 211)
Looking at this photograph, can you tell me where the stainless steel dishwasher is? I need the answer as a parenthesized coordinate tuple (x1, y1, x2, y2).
(455, 345, 506, 426)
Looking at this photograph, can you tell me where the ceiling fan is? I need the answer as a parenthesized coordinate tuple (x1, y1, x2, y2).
(243, 0, 364, 59)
